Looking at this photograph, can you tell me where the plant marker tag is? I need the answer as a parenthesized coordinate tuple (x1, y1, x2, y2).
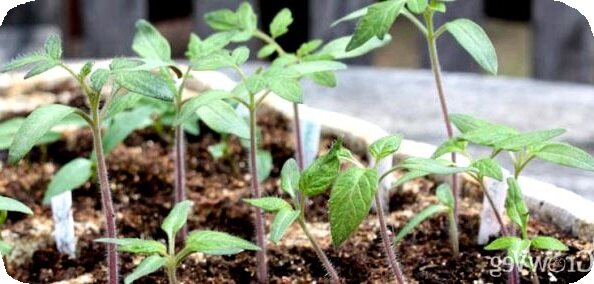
(370, 156, 393, 212)
(51, 191, 76, 257)
(300, 117, 321, 168)
(477, 169, 511, 245)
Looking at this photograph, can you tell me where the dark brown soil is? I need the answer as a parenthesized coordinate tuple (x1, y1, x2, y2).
(0, 82, 591, 283)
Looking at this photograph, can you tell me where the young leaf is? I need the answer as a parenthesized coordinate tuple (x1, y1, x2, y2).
(204, 9, 239, 31)
(237, 2, 258, 34)
(346, 0, 405, 51)
(195, 99, 250, 139)
(329, 167, 378, 246)
(232, 46, 250, 65)
(115, 71, 175, 102)
(124, 255, 166, 284)
(161, 200, 193, 243)
(506, 238, 532, 267)
(531, 236, 568, 251)
(505, 177, 529, 236)
(95, 238, 167, 255)
(445, 19, 498, 75)
(369, 135, 402, 162)
(0, 196, 33, 215)
(109, 58, 144, 71)
(398, 157, 472, 175)
(257, 44, 277, 59)
(43, 158, 92, 204)
(270, 8, 293, 38)
(287, 60, 347, 76)
(297, 40, 323, 57)
(25, 60, 60, 79)
(435, 184, 454, 208)
(299, 140, 342, 197)
(432, 138, 468, 159)
(265, 73, 303, 103)
(270, 208, 300, 244)
(494, 128, 566, 151)
(392, 170, 429, 188)
(332, 7, 368, 27)
(280, 159, 300, 198)
(79, 61, 94, 78)
(44, 35, 63, 60)
(449, 113, 493, 133)
(185, 230, 260, 255)
(460, 125, 518, 147)
(0, 240, 12, 256)
(307, 71, 337, 88)
(177, 89, 230, 122)
(186, 33, 232, 61)
(102, 92, 144, 119)
(485, 236, 523, 251)
(0, 51, 48, 73)
(319, 35, 392, 60)
(394, 204, 448, 244)
(190, 49, 236, 71)
(133, 19, 172, 61)
(102, 107, 154, 154)
(208, 142, 227, 160)
(244, 197, 291, 212)
(532, 142, 594, 171)
(257, 150, 273, 182)
(9, 104, 76, 164)
(406, 0, 428, 14)
(471, 158, 503, 181)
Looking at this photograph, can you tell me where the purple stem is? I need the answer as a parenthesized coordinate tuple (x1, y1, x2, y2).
(375, 193, 406, 283)
(174, 124, 188, 240)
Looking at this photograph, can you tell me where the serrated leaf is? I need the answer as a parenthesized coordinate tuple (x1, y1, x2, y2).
(435, 184, 454, 208)
(44, 35, 63, 60)
(0, 240, 12, 256)
(257, 44, 276, 59)
(186, 33, 232, 61)
(0, 51, 48, 73)
(244, 197, 291, 212)
(0, 196, 33, 214)
(533, 142, 594, 171)
(494, 129, 566, 151)
(299, 140, 342, 197)
(133, 19, 171, 61)
(471, 158, 503, 181)
(346, 0, 405, 51)
(531, 236, 568, 251)
(449, 113, 493, 133)
(406, 0, 428, 14)
(161, 200, 192, 243)
(485, 236, 523, 251)
(257, 150, 273, 182)
(398, 157, 472, 175)
(460, 125, 518, 147)
(270, 8, 293, 38)
(102, 107, 153, 154)
(280, 159, 300, 198)
(9, 104, 76, 164)
(43, 158, 92, 204)
(432, 138, 468, 158)
(505, 177, 529, 236)
(95, 238, 167, 255)
(115, 71, 174, 102)
(329, 167, 378, 246)
(394, 204, 448, 244)
(270, 208, 300, 244)
(185, 230, 260, 255)
(25, 60, 60, 79)
(124, 255, 165, 284)
(195, 99, 249, 139)
(369, 135, 402, 162)
(319, 35, 392, 60)
(445, 19, 498, 75)
(307, 71, 337, 87)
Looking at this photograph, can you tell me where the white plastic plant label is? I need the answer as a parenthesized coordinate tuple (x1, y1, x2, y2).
(300, 117, 321, 168)
(477, 169, 511, 245)
(50, 191, 77, 257)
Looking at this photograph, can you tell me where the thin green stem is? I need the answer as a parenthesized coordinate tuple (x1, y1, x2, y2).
(254, 30, 287, 56)
(402, 10, 428, 37)
(166, 260, 178, 284)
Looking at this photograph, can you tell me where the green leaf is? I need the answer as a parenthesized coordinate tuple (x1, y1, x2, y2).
(505, 177, 529, 236)
(485, 236, 523, 251)
(398, 157, 472, 175)
(25, 60, 60, 79)
(299, 140, 342, 197)
(115, 71, 174, 102)
(471, 158, 503, 181)
(102, 107, 153, 154)
(406, 0, 428, 14)
(270, 208, 300, 244)
(0, 51, 48, 73)
(257, 44, 277, 59)
(369, 135, 402, 162)
(109, 58, 144, 71)
(161, 200, 193, 243)
(494, 129, 566, 151)
(280, 159, 300, 198)
(297, 40, 323, 57)
(204, 9, 239, 31)
(195, 99, 249, 139)
(232, 47, 250, 65)
(332, 7, 368, 27)
(532, 142, 594, 171)
(531, 236, 568, 251)
(0, 240, 12, 256)
(394, 204, 448, 244)
(124, 255, 166, 284)
(307, 71, 337, 88)
(185, 230, 260, 255)
(346, 0, 405, 51)
(257, 150, 273, 182)
(132, 19, 171, 61)
(79, 61, 94, 78)
(43, 158, 92, 204)
(392, 170, 429, 188)
(95, 238, 167, 255)
(190, 49, 236, 70)
(288, 60, 347, 76)
(244, 197, 291, 212)
(0, 196, 33, 214)
(186, 33, 232, 61)
(177, 90, 231, 124)
(270, 8, 293, 38)
(445, 19, 498, 75)
(102, 92, 144, 119)
(9, 104, 76, 164)
(435, 184, 454, 208)
(319, 35, 392, 60)
(432, 138, 468, 158)
(265, 72, 303, 103)
(449, 113, 493, 133)
(506, 238, 532, 267)
(237, 2, 258, 33)
(460, 125, 518, 147)
(430, 1, 447, 13)
(329, 167, 378, 246)
(44, 35, 63, 60)
(207, 142, 227, 160)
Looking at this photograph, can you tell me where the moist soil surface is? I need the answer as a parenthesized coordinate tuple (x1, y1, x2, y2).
(0, 83, 592, 283)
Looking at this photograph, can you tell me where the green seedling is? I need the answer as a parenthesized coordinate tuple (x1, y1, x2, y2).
(0, 35, 183, 284)
(97, 201, 259, 284)
(336, 0, 499, 252)
(0, 196, 33, 256)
